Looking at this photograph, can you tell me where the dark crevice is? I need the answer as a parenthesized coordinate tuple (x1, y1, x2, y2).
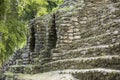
(43, 14, 57, 62)
(30, 22, 35, 52)
(48, 14, 57, 50)
(52, 14, 57, 48)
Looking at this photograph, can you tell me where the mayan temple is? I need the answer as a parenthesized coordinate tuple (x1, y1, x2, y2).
(2, 0, 120, 80)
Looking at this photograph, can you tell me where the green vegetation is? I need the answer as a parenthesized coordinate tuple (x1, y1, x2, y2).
(0, 0, 63, 66)
(18, 0, 63, 20)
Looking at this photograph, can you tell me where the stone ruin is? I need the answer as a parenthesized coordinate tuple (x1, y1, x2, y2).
(2, 0, 120, 80)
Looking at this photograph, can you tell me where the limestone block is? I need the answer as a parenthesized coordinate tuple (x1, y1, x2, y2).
(73, 33, 80, 36)
(67, 29, 74, 33)
(61, 17, 71, 20)
(113, 30, 119, 34)
(60, 24, 71, 27)
(82, 17, 88, 20)
(74, 36, 81, 39)
(71, 17, 78, 22)
(68, 33, 74, 36)
(74, 22, 79, 25)
(74, 29, 80, 32)
(69, 36, 74, 40)
(79, 21, 87, 24)
(63, 40, 73, 43)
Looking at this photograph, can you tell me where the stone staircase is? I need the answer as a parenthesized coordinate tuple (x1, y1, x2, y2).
(3, 0, 120, 80)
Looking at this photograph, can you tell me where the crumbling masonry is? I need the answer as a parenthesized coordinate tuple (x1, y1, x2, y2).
(2, 0, 120, 80)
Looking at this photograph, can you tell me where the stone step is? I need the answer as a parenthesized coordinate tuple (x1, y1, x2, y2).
(16, 58, 40, 65)
(7, 65, 41, 74)
(7, 56, 51, 74)
(42, 55, 120, 72)
(3, 72, 14, 80)
(70, 30, 120, 49)
(4, 68, 120, 80)
(51, 48, 66, 59)
(3, 72, 22, 80)
(58, 68, 120, 74)
(16, 57, 51, 65)
(58, 68, 120, 80)
(52, 42, 120, 60)
(8, 55, 120, 74)
(31, 58, 51, 65)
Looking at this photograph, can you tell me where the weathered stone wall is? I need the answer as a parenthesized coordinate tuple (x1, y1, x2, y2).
(2, 0, 120, 68)
(51, 0, 120, 60)
(2, 0, 120, 80)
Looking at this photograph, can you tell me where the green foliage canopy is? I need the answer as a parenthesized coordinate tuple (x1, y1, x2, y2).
(0, 0, 63, 65)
